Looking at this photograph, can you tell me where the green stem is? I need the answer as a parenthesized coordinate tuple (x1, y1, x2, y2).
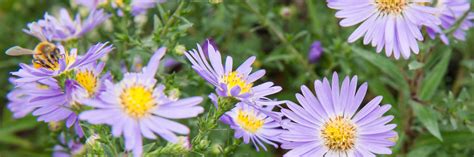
(244, 0, 317, 79)
(159, 0, 186, 37)
(444, 10, 471, 35)
(191, 97, 237, 153)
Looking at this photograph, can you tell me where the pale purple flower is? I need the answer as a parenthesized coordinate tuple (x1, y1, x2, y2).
(281, 72, 397, 156)
(185, 41, 282, 107)
(8, 58, 109, 138)
(24, 8, 109, 42)
(427, 0, 474, 44)
(11, 42, 113, 85)
(79, 48, 204, 157)
(308, 41, 323, 63)
(220, 102, 284, 151)
(53, 134, 84, 157)
(328, 0, 442, 59)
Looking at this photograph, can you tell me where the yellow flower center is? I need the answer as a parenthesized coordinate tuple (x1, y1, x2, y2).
(120, 85, 156, 118)
(236, 109, 264, 133)
(220, 72, 253, 95)
(75, 70, 98, 97)
(321, 116, 357, 151)
(375, 0, 407, 14)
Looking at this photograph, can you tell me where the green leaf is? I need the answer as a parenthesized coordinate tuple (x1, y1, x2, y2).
(412, 131, 474, 148)
(408, 145, 440, 157)
(352, 46, 409, 92)
(0, 133, 32, 148)
(410, 100, 443, 141)
(418, 49, 452, 100)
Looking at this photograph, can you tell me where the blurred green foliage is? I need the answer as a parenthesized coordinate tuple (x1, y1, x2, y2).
(0, 0, 473, 156)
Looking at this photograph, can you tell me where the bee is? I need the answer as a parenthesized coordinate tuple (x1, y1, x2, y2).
(6, 42, 62, 70)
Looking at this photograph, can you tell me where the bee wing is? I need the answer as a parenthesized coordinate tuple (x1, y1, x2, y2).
(5, 46, 35, 56)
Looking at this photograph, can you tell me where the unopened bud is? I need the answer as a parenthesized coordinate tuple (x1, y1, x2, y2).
(280, 7, 292, 19)
(174, 44, 186, 56)
(168, 88, 181, 101)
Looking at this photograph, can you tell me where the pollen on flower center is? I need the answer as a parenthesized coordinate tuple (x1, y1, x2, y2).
(120, 85, 156, 118)
(321, 116, 357, 151)
(375, 0, 407, 14)
(75, 70, 98, 97)
(236, 109, 264, 133)
(220, 71, 253, 95)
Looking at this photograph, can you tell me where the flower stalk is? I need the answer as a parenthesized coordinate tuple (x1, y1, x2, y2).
(191, 96, 238, 153)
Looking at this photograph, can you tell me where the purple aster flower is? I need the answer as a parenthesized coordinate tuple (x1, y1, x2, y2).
(220, 102, 284, 151)
(79, 48, 204, 157)
(185, 42, 282, 106)
(53, 134, 84, 157)
(8, 60, 110, 137)
(327, 0, 442, 59)
(11, 42, 113, 85)
(308, 41, 323, 63)
(24, 8, 109, 42)
(427, 0, 474, 44)
(281, 72, 397, 156)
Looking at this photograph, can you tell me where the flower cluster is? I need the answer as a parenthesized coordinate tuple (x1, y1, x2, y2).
(10, 0, 474, 156)
(185, 41, 397, 155)
(327, 0, 474, 59)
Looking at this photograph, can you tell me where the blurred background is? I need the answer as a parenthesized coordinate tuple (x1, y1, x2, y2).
(0, 0, 473, 156)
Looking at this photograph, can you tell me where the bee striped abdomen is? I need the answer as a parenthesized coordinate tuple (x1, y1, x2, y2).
(32, 42, 62, 70)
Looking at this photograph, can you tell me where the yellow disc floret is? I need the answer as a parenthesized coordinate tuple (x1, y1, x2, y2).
(321, 116, 357, 151)
(375, 0, 407, 14)
(236, 109, 264, 133)
(75, 70, 98, 97)
(220, 71, 253, 95)
(120, 85, 156, 118)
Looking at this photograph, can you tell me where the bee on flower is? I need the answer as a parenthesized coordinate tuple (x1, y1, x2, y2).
(6, 43, 112, 137)
(9, 42, 113, 85)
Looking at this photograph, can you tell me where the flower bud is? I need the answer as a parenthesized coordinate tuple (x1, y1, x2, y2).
(174, 44, 186, 56)
(279, 6, 292, 19)
(308, 41, 324, 63)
